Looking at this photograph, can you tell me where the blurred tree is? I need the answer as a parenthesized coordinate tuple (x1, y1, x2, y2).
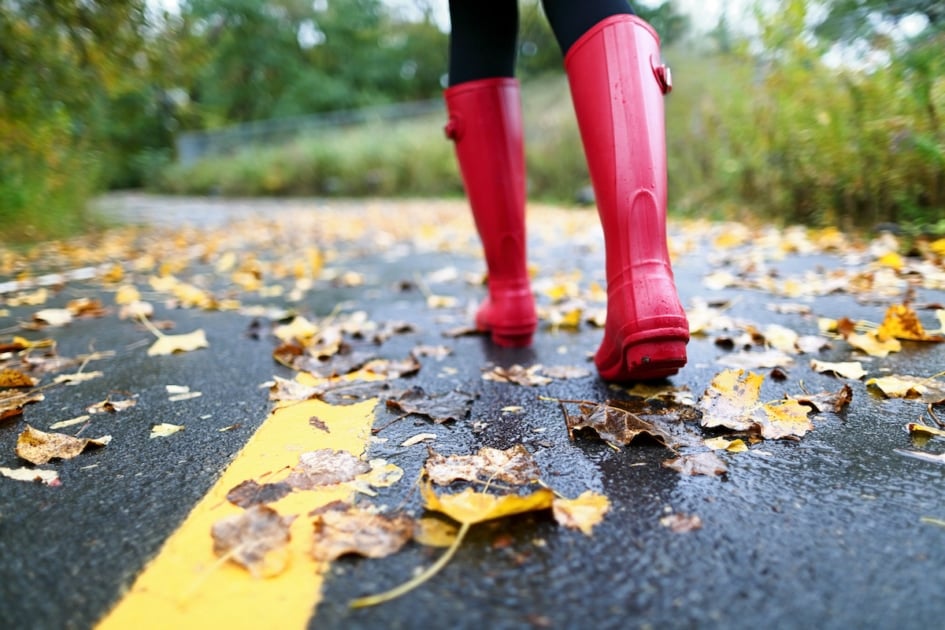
(0, 0, 149, 236)
(815, 0, 941, 42)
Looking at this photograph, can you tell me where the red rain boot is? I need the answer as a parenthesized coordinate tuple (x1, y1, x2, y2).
(444, 78, 537, 347)
(565, 15, 689, 381)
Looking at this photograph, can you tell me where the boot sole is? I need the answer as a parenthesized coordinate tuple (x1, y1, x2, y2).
(597, 330, 688, 382)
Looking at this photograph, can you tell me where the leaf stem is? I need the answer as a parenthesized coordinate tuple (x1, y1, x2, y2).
(349, 521, 470, 608)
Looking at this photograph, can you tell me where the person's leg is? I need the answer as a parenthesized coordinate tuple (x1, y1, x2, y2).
(543, 0, 689, 380)
(444, 1, 536, 347)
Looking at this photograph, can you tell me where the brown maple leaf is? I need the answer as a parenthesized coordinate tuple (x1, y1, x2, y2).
(16, 425, 111, 465)
(564, 400, 673, 449)
(226, 479, 293, 508)
(285, 449, 371, 490)
(663, 451, 728, 477)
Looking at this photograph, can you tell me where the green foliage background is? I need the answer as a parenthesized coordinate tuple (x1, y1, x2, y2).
(2, 0, 943, 242)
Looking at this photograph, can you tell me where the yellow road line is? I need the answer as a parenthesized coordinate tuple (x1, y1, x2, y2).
(96, 397, 377, 630)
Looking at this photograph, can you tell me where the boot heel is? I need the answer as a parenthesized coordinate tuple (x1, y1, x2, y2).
(492, 331, 534, 348)
(623, 339, 687, 380)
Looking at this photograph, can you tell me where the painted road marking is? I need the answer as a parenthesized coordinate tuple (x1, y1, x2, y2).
(96, 397, 377, 630)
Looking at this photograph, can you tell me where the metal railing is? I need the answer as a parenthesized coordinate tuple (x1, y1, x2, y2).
(175, 98, 444, 166)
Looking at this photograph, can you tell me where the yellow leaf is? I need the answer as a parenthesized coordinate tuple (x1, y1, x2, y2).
(150, 423, 184, 438)
(877, 304, 944, 342)
(114, 284, 140, 305)
(930, 238, 945, 256)
(876, 251, 903, 270)
(810, 359, 867, 380)
(551, 491, 610, 536)
(845, 331, 901, 357)
(758, 399, 814, 439)
(699, 369, 764, 432)
(412, 516, 459, 548)
(147, 329, 209, 356)
(421, 481, 555, 525)
(704, 436, 748, 452)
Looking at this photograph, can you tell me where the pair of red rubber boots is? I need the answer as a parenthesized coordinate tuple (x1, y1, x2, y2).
(444, 15, 689, 382)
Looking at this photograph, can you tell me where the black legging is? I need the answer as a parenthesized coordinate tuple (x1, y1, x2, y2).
(447, 0, 635, 86)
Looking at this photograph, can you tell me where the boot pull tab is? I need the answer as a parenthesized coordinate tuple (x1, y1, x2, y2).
(444, 115, 464, 141)
(652, 58, 673, 94)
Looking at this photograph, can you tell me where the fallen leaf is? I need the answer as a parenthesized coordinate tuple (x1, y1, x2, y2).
(0, 466, 60, 485)
(401, 433, 437, 447)
(424, 445, 541, 486)
(0, 391, 46, 422)
(790, 385, 853, 414)
(226, 479, 293, 508)
(361, 459, 404, 489)
(32, 308, 73, 327)
(311, 507, 414, 562)
(364, 355, 421, 379)
(413, 516, 460, 547)
(482, 364, 552, 387)
(845, 331, 901, 357)
(699, 369, 814, 439)
(877, 304, 945, 342)
(285, 449, 370, 489)
(421, 482, 555, 525)
(385, 387, 474, 424)
(16, 425, 111, 465)
(53, 371, 104, 386)
(0, 369, 38, 388)
(49, 415, 90, 430)
(663, 451, 728, 477)
(411, 345, 452, 361)
(211, 505, 296, 578)
(87, 398, 136, 414)
(150, 423, 184, 438)
(540, 365, 592, 380)
(659, 513, 703, 533)
(810, 359, 867, 380)
(866, 375, 945, 403)
(907, 423, 945, 440)
(704, 436, 748, 452)
(147, 329, 209, 356)
(551, 491, 610, 536)
(564, 400, 673, 449)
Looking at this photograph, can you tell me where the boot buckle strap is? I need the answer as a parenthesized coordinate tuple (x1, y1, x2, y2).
(653, 61, 673, 95)
(444, 115, 463, 141)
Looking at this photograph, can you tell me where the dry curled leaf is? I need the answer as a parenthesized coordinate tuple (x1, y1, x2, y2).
(211, 505, 296, 578)
(424, 445, 541, 486)
(311, 507, 414, 562)
(87, 398, 136, 414)
(790, 384, 853, 414)
(16, 424, 111, 465)
(150, 423, 184, 438)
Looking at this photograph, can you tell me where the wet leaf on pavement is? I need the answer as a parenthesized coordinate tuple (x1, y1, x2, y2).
(311, 506, 414, 562)
(421, 481, 556, 525)
(0, 466, 60, 485)
(424, 445, 541, 486)
(147, 328, 209, 356)
(663, 451, 728, 477)
(385, 387, 474, 424)
(563, 400, 673, 449)
(482, 364, 552, 387)
(866, 375, 945, 403)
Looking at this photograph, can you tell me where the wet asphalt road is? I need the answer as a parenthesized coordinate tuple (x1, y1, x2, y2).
(1, 194, 944, 630)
